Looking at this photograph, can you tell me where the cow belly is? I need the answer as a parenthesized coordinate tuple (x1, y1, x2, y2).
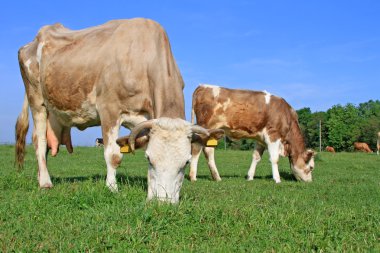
(49, 103, 100, 129)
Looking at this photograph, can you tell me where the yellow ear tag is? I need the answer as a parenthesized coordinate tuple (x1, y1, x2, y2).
(206, 138, 218, 147)
(120, 145, 131, 153)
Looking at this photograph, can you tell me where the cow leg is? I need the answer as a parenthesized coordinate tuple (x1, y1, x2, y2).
(247, 143, 265, 181)
(102, 123, 123, 192)
(267, 139, 281, 183)
(203, 147, 222, 181)
(31, 108, 53, 188)
(189, 143, 202, 181)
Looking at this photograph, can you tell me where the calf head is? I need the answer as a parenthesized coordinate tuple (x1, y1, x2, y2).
(117, 117, 215, 203)
(290, 149, 315, 182)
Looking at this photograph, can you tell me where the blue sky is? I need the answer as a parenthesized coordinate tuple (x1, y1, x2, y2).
(1, 0, 379, 145)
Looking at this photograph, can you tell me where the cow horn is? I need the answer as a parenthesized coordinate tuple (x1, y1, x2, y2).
(129, 119, 155, 153)
(191, 125, 210, 136)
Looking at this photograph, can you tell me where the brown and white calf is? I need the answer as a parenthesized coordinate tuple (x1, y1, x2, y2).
(190, 84, 315, 183)
(377, 132, 380, 155)
(15, 18, 207, 203)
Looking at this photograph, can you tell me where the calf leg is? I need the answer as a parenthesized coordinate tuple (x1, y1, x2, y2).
(189, 143, 202, 181)
(101, 121, 123, 192)
(203, 147, 222, 181)
(247, 143, 265, 181)
(267, 139, 281, 183)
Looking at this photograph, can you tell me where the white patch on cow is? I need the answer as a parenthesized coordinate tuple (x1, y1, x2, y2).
(34, 111, 53, 188)
(25, 59, 32, 74)
(263, 90, 271, 104)
(104, 123, 122, 192)
(200, 84, 220, 97)
(36, 42, 45, 65)
(259, 128, 282, 183)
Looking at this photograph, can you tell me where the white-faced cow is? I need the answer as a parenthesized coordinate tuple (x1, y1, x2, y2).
(15, 18, 210, 203)
(189, 84, 315, 183)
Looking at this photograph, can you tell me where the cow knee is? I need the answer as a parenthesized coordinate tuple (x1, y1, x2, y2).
(111, 153, 122, 168)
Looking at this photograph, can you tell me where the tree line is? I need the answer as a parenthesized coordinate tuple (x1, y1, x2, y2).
(215, 99, 380, 152)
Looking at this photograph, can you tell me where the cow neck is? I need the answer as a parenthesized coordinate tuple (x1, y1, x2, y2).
(287, 120, 306, 161)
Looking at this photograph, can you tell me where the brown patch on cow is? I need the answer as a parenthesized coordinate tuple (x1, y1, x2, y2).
(111, 154, 122, 168)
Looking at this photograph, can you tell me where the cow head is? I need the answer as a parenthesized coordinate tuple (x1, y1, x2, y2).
(290, 149, 315, 182)
(116, 118, 213, 203)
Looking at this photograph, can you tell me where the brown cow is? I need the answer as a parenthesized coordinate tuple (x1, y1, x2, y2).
(325, 146, 335, 153)
(377, 132, 380, 155)
(15, 18, 212, 203)
(190, 84, 315, 183)
(354, 142, 373, 153)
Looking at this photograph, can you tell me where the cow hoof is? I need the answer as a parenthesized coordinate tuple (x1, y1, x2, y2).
(107, 183, 118, 193)
(40, 183, 53, 189)
(247, 177, 253, 181)
(190, 178, 197, 182)
(214, 177, 222, 182)
(275, 180, 281, 184)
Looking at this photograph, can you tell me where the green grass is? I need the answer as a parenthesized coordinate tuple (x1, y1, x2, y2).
(0, 145, 379, 252)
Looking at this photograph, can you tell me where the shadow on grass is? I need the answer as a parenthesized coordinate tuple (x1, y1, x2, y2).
(187, 171, 297, 182)
(250, 172, 296, 181)
(51, 173, 148, 190)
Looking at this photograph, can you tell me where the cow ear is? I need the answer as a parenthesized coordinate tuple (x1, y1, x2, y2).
(191, 128, 224, 145)
(208, 129, 225, 140)
(304, 149, 315, 162)
(116, 135, 149, 150)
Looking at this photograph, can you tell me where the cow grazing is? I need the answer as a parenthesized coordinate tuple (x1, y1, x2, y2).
(15, 18, 208, 203)
(354, 142, 373, 153)
(95, 138, 104, 147)
(377, 132, 380, 155)
(189, 84, 315, 183)
(325, 146, 335, 153)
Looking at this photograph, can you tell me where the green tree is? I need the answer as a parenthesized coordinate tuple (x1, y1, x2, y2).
(326, 104, 361, 151)
(357, 100, 380, 150)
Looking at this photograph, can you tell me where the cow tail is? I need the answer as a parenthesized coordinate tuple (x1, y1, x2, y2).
(15, 93, 29, 169)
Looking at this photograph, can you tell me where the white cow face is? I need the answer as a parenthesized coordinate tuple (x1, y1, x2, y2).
(145, 119, 193, 203)
(117, 118, 210, 203)
(290, 149, 315, 182)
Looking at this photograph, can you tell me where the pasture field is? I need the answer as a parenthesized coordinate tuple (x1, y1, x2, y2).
(0, 145, 379, 252)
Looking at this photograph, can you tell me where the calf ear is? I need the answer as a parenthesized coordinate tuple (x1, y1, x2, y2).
(304, 149, 315, 162)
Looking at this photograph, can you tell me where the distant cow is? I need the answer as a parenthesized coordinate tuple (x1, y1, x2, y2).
(95, 138, 104, 147)
(15, 18, 213, 203)
(190, 84, 315, 183)
(377, 132, 380, 155)
(325, 146, 335, 153)
(354, 142, 373, 153)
